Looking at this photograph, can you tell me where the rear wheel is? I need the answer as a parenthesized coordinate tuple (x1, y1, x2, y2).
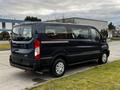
(98, 53, 108, 64)
(50, 58, 66, 77)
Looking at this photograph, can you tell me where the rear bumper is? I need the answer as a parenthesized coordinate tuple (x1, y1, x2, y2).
(9, 55, 51, 71)
(10, 61, 35, 71)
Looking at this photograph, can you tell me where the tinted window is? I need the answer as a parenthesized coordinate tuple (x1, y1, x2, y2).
(71, 27, 90, 39)
(90, 28, 101, 41)
(12, 25, 32, 41)
(45, 26, 68, 39)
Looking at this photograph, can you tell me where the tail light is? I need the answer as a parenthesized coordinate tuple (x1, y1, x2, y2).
(34, 39, 40, 61)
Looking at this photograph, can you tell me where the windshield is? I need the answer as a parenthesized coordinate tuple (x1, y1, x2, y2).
(12, 25, 33, 41)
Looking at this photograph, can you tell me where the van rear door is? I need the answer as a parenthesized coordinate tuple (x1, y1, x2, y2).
(11, 24, 36, 66)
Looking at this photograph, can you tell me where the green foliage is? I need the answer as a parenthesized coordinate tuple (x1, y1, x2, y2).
(101, 29, 108, 39)
(0, 43, 10, 50)
(32, 60, 120, 90)
(0, 34, 3, 40)
(24, 16, 42, 22)
(108, 22, 116, 30)
(0, 31, 10, 40)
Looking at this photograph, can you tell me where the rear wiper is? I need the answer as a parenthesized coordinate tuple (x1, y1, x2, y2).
(16, 37, 25, 41)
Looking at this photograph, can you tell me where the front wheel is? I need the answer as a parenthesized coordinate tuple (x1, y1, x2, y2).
(98, 53, 108, 64)
(50, 58, 66, 77)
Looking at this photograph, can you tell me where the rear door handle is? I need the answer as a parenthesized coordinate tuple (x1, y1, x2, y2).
(13, 49, 19, 52)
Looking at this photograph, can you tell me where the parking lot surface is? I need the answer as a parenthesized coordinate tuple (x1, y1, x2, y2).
(0, 41, 120, 90)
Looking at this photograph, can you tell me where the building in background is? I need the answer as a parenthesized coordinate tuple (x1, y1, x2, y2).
(0, 18, 24, 34)
(46, 17, 108, 31)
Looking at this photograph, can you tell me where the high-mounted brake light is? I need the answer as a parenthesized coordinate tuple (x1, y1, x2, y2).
(34, 39, 40, 61)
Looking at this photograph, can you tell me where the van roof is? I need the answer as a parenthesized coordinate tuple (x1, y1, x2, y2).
(15, 22, 97, 29)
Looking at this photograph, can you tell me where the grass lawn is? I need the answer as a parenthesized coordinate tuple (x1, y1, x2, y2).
(0, 44, 10, 50)
(32, 60, 120, 90)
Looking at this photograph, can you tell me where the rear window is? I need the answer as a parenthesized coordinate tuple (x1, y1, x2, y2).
(12, 25, 32, 41)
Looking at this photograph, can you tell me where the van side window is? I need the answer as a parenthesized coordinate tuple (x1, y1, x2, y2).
(71, 27, 90, 39)
(45, 26, 68, 39)
(90, 28, 101, 41)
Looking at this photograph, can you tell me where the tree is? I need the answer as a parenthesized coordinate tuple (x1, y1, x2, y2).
(0, 31, 10, 40)
(24, 16, 42, 22)
(0, 34, 3, 40)
(101, 29, 108, 39)
(108, 22, 116, 30)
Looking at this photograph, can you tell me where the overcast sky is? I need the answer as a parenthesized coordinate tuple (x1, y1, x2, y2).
(0, 0, 120, 24)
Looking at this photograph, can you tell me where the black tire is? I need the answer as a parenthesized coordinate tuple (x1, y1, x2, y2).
(98, 53, 108, 64)
(50, 58, 66, 77)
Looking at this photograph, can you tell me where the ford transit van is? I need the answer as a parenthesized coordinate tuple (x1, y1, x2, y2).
(10, 22, 110, 77)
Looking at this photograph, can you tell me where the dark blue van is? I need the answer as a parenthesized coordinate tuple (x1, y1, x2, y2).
(10, 22, 110, 77)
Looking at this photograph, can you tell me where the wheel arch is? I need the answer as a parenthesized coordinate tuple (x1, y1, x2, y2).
(50, 53, 68, 67)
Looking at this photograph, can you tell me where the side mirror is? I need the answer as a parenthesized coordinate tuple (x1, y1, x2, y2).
(101, 36, 107, 42)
